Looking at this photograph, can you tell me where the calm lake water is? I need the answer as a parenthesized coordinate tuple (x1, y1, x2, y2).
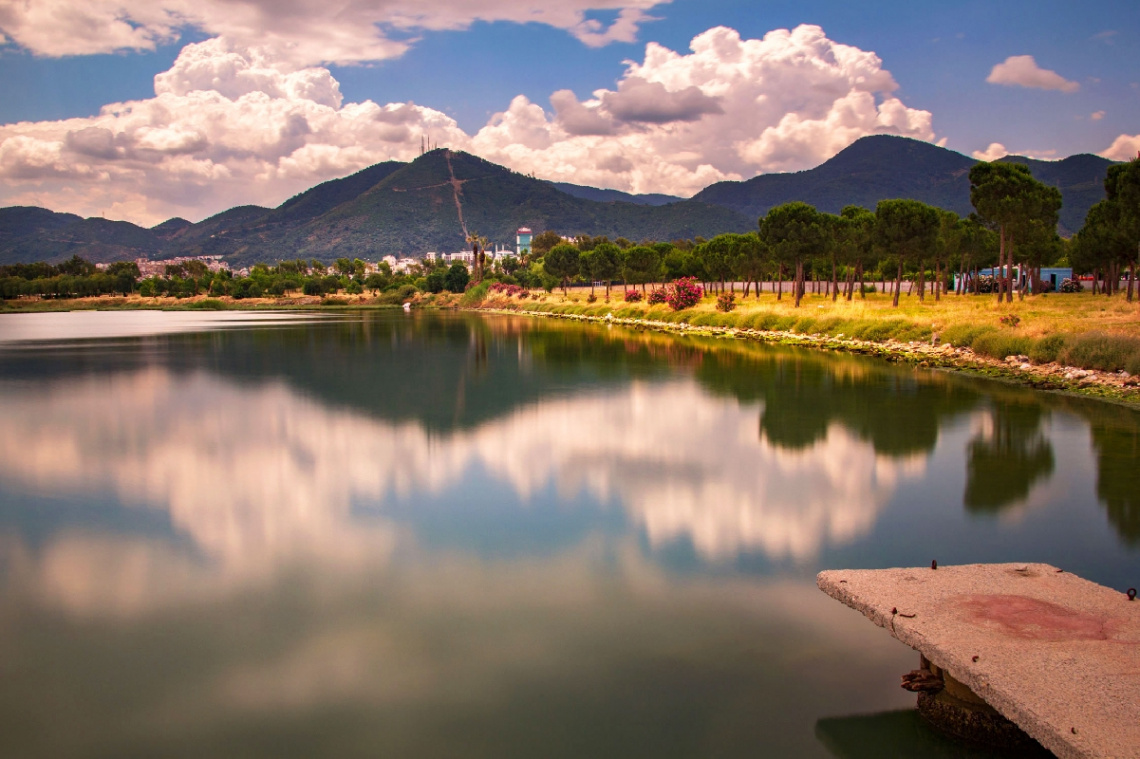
(0, 309, 1136, 758)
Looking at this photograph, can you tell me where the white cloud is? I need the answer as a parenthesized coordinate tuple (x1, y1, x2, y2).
(474, 24, 934, 190)
(971, 143, 1008, 161)
(986, 55, 1080, 93)
(0, 0, 668, 66)
(1090, 110, 1106, 121)
(0, 24, 936, 225)
(1102, 134, 1140, 161)
(0, 39, 469, 224)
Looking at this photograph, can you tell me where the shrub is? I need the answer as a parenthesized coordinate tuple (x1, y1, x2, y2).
(1059, 332, 1140, 372)
(716, 291, 736, 312)
(852, 318, 908, 342)
(999, 313, 1021, 327)
(666, 277, 703, 310)
(624, 289, 643, 302)
(860, 284, 877, 294)
(941, 324, 997, 348)
(587, 292, 597, 303)
(972, 332, 1033, 360)
(461, 281, 491, 306)
(489, 282, 526, 297)
(1028, 334, 1069, 364)
(1060, 278, 1083, 293)
(647, 288, 667, 305)
(187, 298, 227, 310)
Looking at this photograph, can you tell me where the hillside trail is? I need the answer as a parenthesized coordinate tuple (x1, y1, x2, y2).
(443, 150, 469, 240)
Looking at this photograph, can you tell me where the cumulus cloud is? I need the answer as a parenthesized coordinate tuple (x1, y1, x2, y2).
(1102, 133, 1140, 161)
(0, 39, 469, 224)
(600, 76, 723, 123)
(972, 143, 1009, 161)
(0, 24, 936, 225)
(0, 0, 667, 66)
(986, 55, 1080, 93)
(473, 24, 934, 192)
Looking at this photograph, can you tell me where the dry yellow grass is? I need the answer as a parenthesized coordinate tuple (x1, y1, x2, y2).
(544, 286, 1140, 340)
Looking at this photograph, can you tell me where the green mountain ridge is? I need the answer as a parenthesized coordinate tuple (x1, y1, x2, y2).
(0, 136, 1119, 266)
(692, 135, 1116, 236)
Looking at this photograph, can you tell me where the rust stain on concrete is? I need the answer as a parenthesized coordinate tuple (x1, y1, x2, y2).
(952, 594, 1112, 641)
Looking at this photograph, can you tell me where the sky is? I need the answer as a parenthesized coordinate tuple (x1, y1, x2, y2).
(0, 0, 1137, 227)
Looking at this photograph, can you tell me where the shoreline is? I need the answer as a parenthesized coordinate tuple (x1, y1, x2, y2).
(4, 293, 1140, 406)
(474, 305, 1140, 407)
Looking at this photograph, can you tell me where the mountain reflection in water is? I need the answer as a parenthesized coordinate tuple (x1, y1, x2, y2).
(0, 310, 1136, 758)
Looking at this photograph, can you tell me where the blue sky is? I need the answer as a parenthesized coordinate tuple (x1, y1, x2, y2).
(0, 0, 1136, 225)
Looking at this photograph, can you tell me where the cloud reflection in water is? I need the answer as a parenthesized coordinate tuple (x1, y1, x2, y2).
(0, 363, 923, 617)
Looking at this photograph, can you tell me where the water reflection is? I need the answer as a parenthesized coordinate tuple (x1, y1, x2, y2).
(0, 310, 1137, 757)
(964, 401, 1055, 514)
(0, 365, 921, 600)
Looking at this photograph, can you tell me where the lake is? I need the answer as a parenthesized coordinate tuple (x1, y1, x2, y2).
(0, 309, 1135, 758)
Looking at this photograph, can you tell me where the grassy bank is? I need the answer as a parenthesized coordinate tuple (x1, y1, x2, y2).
(468, 287, 1140, 402)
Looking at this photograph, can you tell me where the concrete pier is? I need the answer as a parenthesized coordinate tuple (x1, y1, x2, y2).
(817, 563, 1140, 759)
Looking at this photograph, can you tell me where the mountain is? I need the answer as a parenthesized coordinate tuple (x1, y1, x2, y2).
(0, 206, 163, 266)
(0, 138, 1118, 267)
(270, 161, 406, 223)
(692, 135, 1116, 235)
(548, 182, 681, 206)
(156, 149, 752, 265)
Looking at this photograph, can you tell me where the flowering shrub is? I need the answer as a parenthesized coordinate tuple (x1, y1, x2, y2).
(587, 292, 597, 303)
(716, 291, 736, 313)
(1061, 277, 1082, 293)
(999, 313, 1020, 327)
(646, 288, 667, 305)
(666, 277, 703, 311)
(624, 289, 643, 302)
(489, 282, 527, 297)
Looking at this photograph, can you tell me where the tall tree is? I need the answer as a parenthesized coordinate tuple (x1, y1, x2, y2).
(837, 206, 875, 300)
(969, 161, 1062, 304)
(1104, 158, 1140, 301)
(590, 242, 622, 300)
(759, 202, 827, 307)
(621, 245, 662, 293)
(544, 243, 581, 295)
(875, 199, 942, 308)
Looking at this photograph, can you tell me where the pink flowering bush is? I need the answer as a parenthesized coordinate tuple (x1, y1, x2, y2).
(624, 289, 643, 302)
(646, 288, 667, 305)
(716, 291, 736, 312)
(489, 282, 526, 297)
(666, 277, 703, 311)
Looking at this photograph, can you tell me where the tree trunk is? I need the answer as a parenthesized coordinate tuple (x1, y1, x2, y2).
(917, 263, 926, 302)
(794, 260, 804, 307)
(892, 260, 903, 307)
(832, 260, 839, 302)
(1006, 233, 1015, 304)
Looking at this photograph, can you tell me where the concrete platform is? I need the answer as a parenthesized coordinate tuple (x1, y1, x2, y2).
(817, 563, 1140, 759)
